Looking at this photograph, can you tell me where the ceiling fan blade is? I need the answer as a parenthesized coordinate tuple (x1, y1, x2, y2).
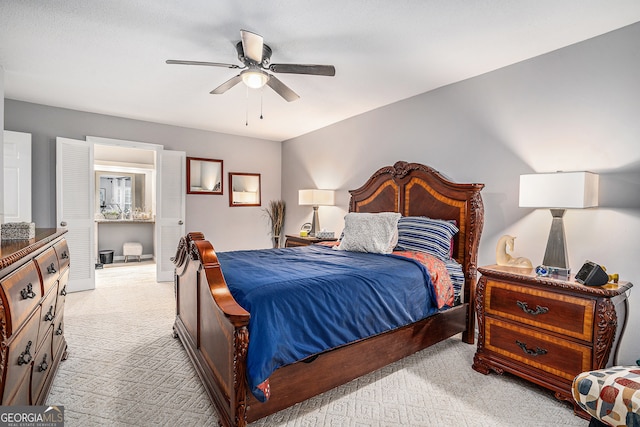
(240, 29, 264, 64)
(166, 59, 241, 69)
(269, 64, 335, 76)
(210, 75, 243, 94)
(266, 75, 300, 102)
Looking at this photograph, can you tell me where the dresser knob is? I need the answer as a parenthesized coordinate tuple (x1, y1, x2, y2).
(56, 325, 63, 336)
(18, 341, 33, 365)
(47, 263, 57, 274)
(516, 340, 547, 357)
(20, 283, 36, 300)
(61, 251, 69, 260)
(516, 300, 548, 316)
(44, 306, 55, 322)
(38, 354, 49, 372)
(60, 285, 67, 297)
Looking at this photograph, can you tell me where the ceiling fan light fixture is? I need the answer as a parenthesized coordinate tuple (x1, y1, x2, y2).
(241, 69, 269, 89)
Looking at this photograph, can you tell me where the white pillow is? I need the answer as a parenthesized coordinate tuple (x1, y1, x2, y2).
(338, 212, 401, 254)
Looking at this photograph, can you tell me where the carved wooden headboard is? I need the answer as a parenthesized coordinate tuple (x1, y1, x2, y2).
(349, 161, 485, 300)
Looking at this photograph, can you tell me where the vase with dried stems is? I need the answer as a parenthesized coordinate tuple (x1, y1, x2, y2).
(264, 200, 286, 248)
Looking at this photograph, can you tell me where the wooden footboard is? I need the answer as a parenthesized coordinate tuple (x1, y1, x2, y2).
(173, 232, 250, 427)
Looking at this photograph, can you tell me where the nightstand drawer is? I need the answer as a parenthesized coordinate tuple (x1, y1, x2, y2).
(485, 317, 591, 381)
(486, 280, 595, 341)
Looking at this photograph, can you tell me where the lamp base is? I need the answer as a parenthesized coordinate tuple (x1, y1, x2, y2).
(309, 206, 320, 237)
(542, 209, 570, 271)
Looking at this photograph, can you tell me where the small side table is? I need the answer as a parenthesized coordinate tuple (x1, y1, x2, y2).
(284, 234, 338, 248)
(472, 264, 632, 419)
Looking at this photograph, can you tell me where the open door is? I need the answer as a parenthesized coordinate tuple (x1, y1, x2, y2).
(156, 149, 186, 282)
(56, 137, 95, 292)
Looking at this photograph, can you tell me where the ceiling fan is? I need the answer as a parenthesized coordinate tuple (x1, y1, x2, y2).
(166, 30, 336, 102)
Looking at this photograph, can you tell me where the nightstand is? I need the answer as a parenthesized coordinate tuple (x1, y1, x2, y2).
(472, 265, 632, 418)
(284, 234, 338, 248)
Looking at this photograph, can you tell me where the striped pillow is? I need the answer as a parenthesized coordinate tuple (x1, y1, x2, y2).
(395, 216, 458, 260)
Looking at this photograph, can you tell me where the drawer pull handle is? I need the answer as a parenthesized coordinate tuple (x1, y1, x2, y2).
(47, 263, 57, 274)
(60, 285, 67, 296)
(56, 324, 63, 335)
(20, 283, 36, 299)
(61, 251, 69, 260)
(516, 301, 548, 316)
(44, 306, 55, 322)
(18, 341, 33, 365)
(38, 354, 49, 372)
(516, 340, 547, 357)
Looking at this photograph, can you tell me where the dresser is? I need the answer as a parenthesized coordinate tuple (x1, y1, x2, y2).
(472, 265, 632, 417)
(0, 228, 69, 405)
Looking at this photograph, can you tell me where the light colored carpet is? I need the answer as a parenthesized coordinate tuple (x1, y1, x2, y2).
(47, 263, 586, 426)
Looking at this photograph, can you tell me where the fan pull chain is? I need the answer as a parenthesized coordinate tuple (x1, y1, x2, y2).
(245, 86, 249, 126)
(260, 88, 264, 120)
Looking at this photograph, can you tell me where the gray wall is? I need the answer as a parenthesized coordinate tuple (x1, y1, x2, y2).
(97, 222, 154, 257)
(282, 23, 640, 364)
(4, 100, 281, 251)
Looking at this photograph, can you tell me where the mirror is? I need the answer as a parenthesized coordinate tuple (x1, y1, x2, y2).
(229, 173, 261, 207)
(95, 171, 152, 220)
(187, 157, 223, 194)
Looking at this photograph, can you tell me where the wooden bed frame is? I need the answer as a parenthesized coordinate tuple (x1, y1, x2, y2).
(173, 161, 484, 427)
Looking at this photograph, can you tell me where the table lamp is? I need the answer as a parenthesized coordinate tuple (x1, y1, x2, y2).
(519, 171, 599, 271)
(298, 189, 335, 237)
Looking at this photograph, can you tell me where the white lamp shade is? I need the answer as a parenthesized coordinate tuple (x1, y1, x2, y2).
(519, 172, 599, 209)
(298, 189, 335, 206)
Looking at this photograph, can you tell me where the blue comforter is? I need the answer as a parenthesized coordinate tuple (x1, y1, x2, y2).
(217, 245, 439, 401)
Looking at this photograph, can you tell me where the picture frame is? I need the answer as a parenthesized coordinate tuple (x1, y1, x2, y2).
(228, 172, 261, 207)
(187, 157, 223, 195)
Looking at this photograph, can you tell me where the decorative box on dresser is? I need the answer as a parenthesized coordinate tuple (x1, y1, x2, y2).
(472, 265, 632, 418)
(0, 228, 69, 405)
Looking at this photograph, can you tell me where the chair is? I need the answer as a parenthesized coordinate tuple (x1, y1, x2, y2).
(572, 362, 640, 427)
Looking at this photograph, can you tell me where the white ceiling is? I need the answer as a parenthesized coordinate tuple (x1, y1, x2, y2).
(2, 1, 640, 142)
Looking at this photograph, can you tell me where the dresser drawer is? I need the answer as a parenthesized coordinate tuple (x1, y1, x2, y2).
(1, 369, 31, 406)
(31, 326, 54, 405)
(2, 309, 40, 405)
(485, 317, 592, 381)
(37, 286, 58, 348)
(34, 247, 60, 295)
(0, 261, 42, 337)
(486, 280, 595, 341)
(56, 269, 68, 314)
(52, 306, 65, 358)
(53, 239, 70, 272)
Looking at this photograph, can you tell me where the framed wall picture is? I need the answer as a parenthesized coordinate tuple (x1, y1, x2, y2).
(187, 157, 223, 195)
(228, 172, 261, 207)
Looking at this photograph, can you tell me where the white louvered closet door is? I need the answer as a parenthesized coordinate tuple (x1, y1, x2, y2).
(156, 149, 186, 282)
(56, 137, 95, 292)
